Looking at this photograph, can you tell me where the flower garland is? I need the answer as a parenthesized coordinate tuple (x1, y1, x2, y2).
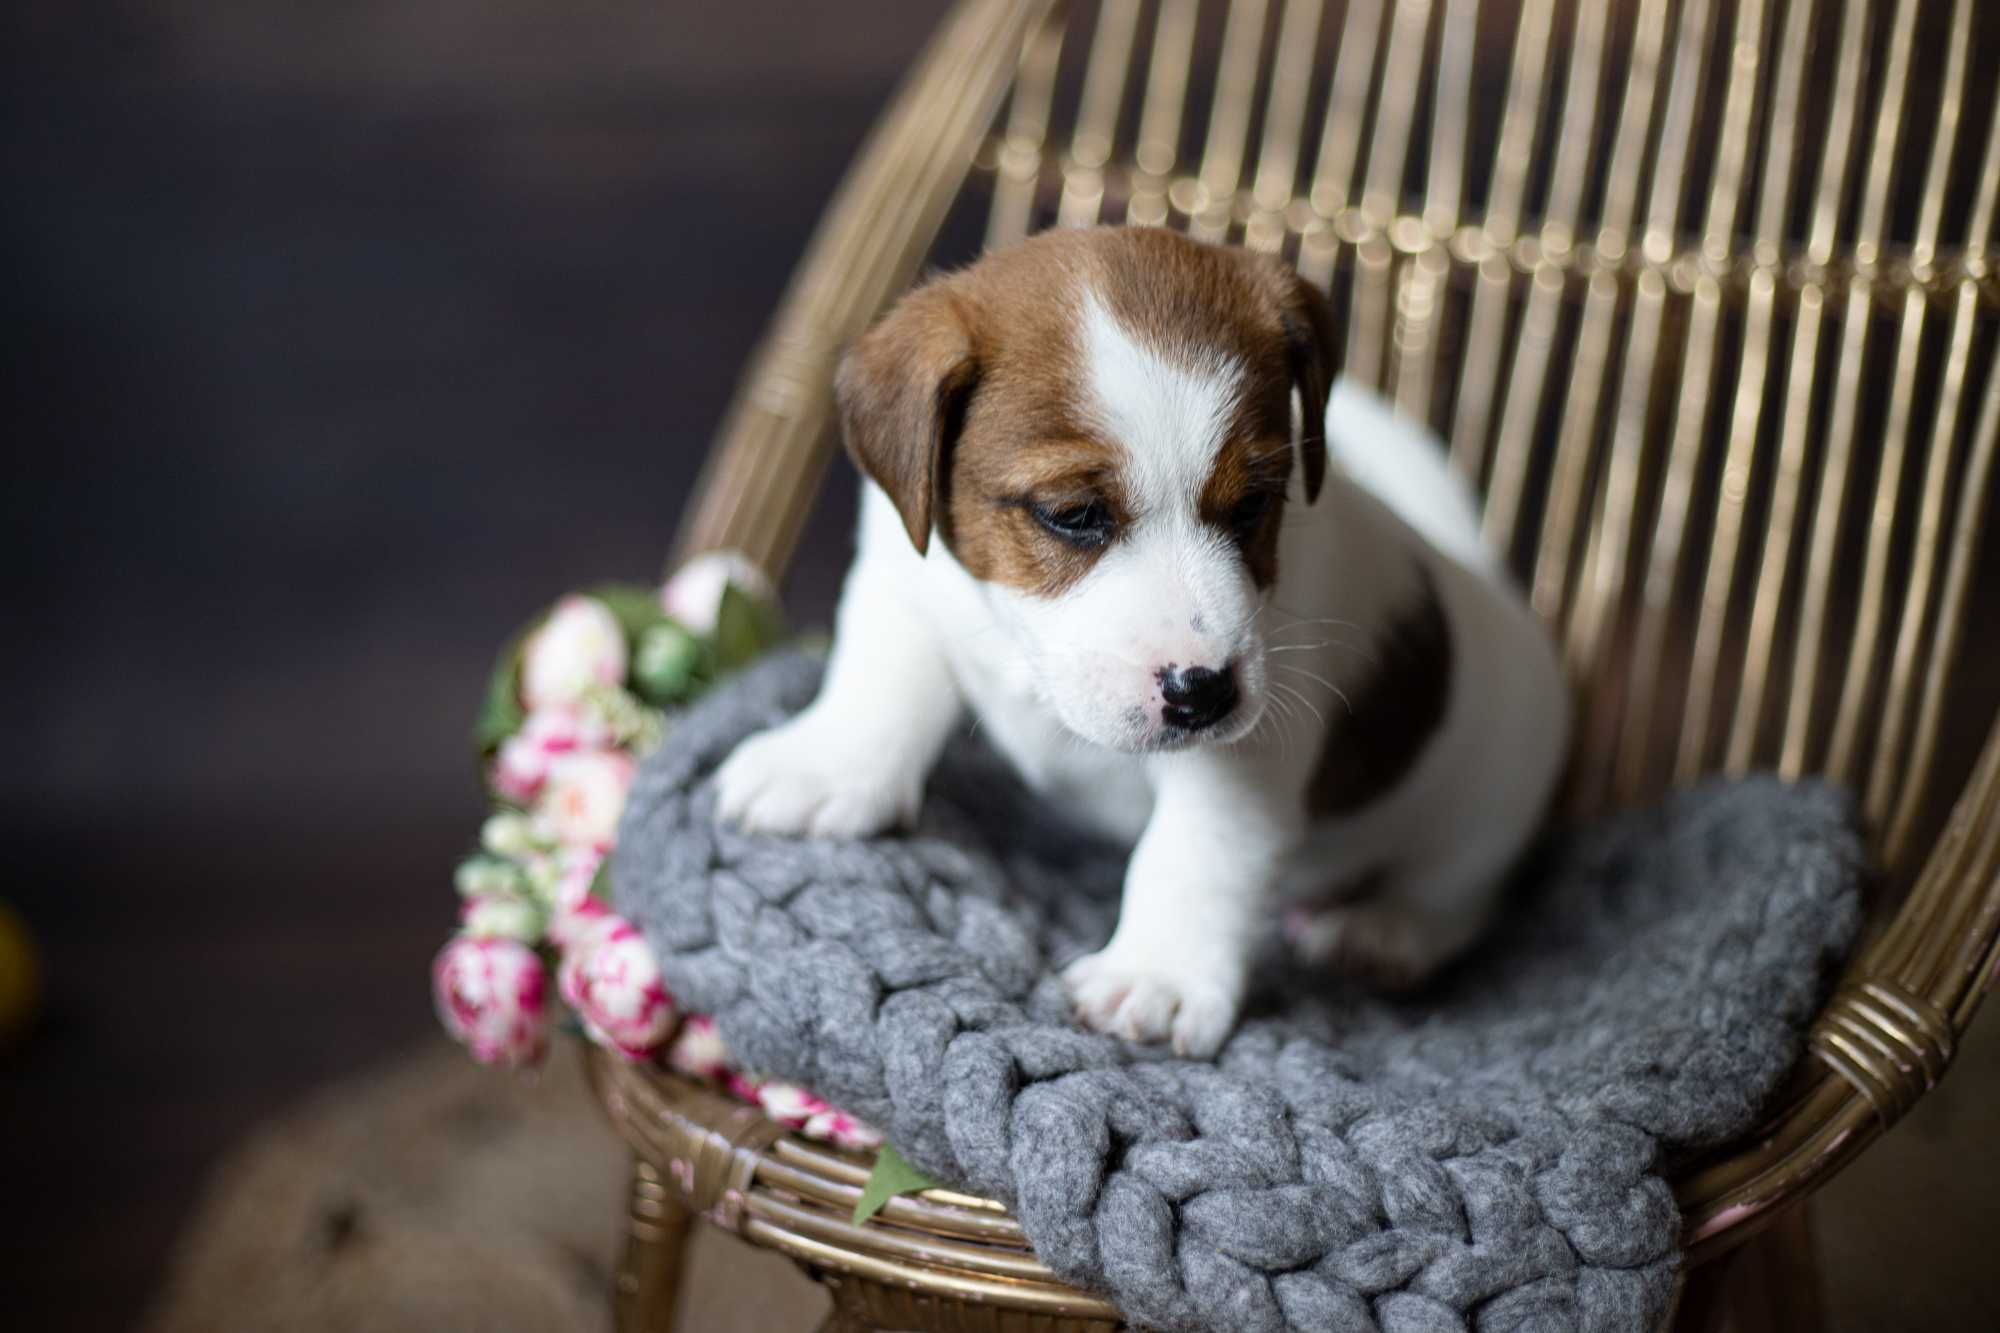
(432, 552, 882, 1152)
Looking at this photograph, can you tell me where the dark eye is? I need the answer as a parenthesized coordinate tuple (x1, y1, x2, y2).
(1231, 491, 1274, 540)
(1030, 498, 1115, 548)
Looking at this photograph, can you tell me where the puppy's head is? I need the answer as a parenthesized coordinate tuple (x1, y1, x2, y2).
(836, 227, 1336, 752)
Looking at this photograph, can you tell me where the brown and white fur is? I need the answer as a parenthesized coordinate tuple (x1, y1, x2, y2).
(714, 227, 1569, 1056)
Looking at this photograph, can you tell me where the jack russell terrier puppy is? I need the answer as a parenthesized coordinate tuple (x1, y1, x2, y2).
(714, 226, 1570, 1057)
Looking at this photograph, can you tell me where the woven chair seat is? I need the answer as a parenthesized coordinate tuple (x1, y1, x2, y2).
(596, 3, 2000, 1328)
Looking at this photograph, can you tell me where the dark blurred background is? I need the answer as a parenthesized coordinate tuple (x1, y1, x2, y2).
(3, 3, 934, 1325)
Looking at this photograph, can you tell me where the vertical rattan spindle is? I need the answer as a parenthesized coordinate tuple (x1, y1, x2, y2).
(1724, 0, 1875, 775)
(1450, 0, 1557, 494)
(1781, 0, 1920, 782)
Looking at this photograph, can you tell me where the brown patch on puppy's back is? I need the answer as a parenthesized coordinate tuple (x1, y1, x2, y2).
(1309, 572, 1454, 814)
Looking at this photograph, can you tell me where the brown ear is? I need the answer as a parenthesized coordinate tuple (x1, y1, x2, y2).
(1240, 254, 1337, 503)
(834, 284, 979, 554)
(1276, 269, 1336, 504)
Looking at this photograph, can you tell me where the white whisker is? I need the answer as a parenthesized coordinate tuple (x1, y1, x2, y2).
(1271, 662, 1338, 694)
(1263, 610, 1367, 633)
(1269, 679, 1325, 729)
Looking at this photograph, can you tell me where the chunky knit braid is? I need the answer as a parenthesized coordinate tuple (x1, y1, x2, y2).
(615, 654, 1860, 1333)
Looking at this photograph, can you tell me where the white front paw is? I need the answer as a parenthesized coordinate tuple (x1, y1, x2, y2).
(1062, 937, 1244, 1058)
(712, 717, 923, 839)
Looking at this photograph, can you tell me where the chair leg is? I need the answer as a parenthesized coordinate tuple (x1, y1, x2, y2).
(1674, 1201, 1824, 1333)
(615, 1157, 695, 1333)
(1723, 1202, 1824, 1333)
(1671, 1260, 1731, 1333)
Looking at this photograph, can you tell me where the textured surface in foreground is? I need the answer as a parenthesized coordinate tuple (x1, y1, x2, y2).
(615, 654, 1864, 1332)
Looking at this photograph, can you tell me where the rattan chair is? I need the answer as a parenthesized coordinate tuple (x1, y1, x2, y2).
(589, 2, 2000, 1327)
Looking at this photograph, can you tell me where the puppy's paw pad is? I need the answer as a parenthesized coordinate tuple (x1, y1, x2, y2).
(1061, 950, 1239, 1058)
(1169, 992, 1237, 1060)
(1059, 953, 1135, 1029)
(712, 725, 916, 839)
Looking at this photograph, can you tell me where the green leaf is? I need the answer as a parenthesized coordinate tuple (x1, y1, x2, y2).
(472, 632, 527, 757)
(590, 583, 675, 644)
(632, 622, 702, 704)
(851, 1143, 938, 1225)
(473, 584, 664, 761)
(710, 583, 784, 675)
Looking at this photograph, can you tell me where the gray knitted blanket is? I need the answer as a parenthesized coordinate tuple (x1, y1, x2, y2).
(614, 654, 1862, 1332)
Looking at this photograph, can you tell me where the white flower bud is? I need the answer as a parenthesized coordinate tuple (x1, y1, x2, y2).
(480, 812, 536, 858)
(463, 896, 545, 943)
(454, 856, 520, 899)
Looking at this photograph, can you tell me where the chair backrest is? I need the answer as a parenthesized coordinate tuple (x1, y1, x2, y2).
(683, 0, 1998, 871)
(991, 0, 2000, 857)
(672, 0, 2000, 1256)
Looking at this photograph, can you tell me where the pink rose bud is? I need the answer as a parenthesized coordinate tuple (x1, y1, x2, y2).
(546, 891, 611, 952)
(755, 1080, 832, 1129)
(432, 935, 550, 1068)
(664, 1014, 732, 1081)
(804, 1108, 884, 1153)
(490, 706, 607, 805)
(725, 1069, 766, 1104)
(551, 844, 606, 912)
(558, 916, 674, 1059)
(491, 737, 546, 805)
(659, 551, 773, 635)
(520, 596, 628, 710)
(537, 749, 635, 851)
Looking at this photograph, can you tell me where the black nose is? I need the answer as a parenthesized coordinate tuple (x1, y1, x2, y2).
(1159, 664, 1239, 732)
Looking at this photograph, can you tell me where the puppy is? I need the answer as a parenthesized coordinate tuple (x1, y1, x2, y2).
(715, 226, 1569, 1056)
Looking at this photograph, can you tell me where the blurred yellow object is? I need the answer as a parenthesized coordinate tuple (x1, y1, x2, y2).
(0, 900, 41, 1043)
